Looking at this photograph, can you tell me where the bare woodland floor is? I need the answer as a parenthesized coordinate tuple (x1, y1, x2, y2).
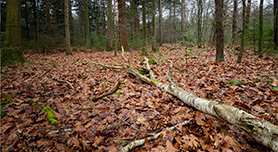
(1, 44, 278, 151)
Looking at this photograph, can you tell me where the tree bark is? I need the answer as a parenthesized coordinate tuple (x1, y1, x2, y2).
(85, 0, 91, 48)
(215, 0, 224, 62)
(69, 0, 74, 44)
(3, 0, 24, 63)
(181, 0, 187, 42)
(237, 0, 246, 63)
(258, 0, 264, 54)
(232, 0, 238, 45)
(159, 0, 163, 46)
(46, 0, 51, 37)
(33, 0, 39, 41)
(132, 0, 140, 32)
(24, 0, 29, 40)
(152, 0, 157, 52)
(118, 0, 129, 51)
(113, 0, 117, 56)
(101, 0, 106, 36)
(64, 0, 72, 55)
(274, 0, 278, 50)
(197, 0, 203, 48)
(53, 0, 59, 36)
(246, 0, 251, 31)
(141, 0, 148, 56)
(107, 0, 113, 51)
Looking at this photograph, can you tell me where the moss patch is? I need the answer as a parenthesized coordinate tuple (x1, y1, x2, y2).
(41, 107, 58, 125)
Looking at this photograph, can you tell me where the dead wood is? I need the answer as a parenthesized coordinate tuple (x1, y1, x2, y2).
(95, 48, 278, 152)
(91, 80, 121, 101)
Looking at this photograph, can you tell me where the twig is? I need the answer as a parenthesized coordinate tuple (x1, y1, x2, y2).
(114, 112, 141, 132)
(120, 120, 190, 152)
(91, 80, 122, 101)
(113, 131, 142, 140)
(166, 59, 176, 87)
(255, 43, 273, 61)
(121, 46, 131, 67)
(95, 62, 123, 69)
(52, 77, 74, 89)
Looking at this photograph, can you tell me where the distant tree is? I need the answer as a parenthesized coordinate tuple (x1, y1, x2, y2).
(232, 0, 238, 45)
(46, 0, 51, 37)
(69, 0, 74, 44)
(113, 0, 117, 56)
(141, 0, 148, 56)
(33, 0, 39, 41)
(246, 0, 251, 30)
(237, 0, 246, 63)
(53, 0, 59, 36)
(64, 0, 72, 55)
(197, 0, 203, 48)
(107, 0, 113, 51)
(2, 0, 24, 64)
(24, 0, 30, 40)
(85, 0, 91, 48)
(258, 0, 264, 54)
(181, 0, 187, 41)
(132, 0, 140, 33)
(159, 0, 163, 46)
(215, 0, 224, 62)
(118, 0, 128, 51)
(274, 0, 278, 50)
(101, 0, 106, 36)
(152, 0, 157, 52)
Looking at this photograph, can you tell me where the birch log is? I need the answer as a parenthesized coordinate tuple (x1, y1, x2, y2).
(95, 56, 278, 152)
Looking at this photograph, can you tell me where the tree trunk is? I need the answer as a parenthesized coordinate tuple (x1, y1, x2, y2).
(46, 0, 51, 37)
(33, 0, 39, 41)
(197, 0, 202, 48)
(107, 0, 113, 51)
(141, 0, 148, 56)
(113, 0, 117, 56)
(159, 0, 163, 46)
(102, 0, 106, 36)
(181, 0, 187, 42)
(24, 0, 29, 40)
(237, 0, 246, 63)
(152, 0, 157, 52)
(258, 0, 264, 54)
(132, 0, 140, 33)
(118, 0, 128, 51)
(173, 2, 177, 42)
(3, 0, 24, 63)
(85, 0, 91, 48)
(215, 0, 224, 62)
(69, 0, 74, 44)
(232, 0, 238, 45)
(246, 0, 251, 31)
(274, 0, 278, 50)
(53, 0, 59, 36)
(64, 0, 72, 55)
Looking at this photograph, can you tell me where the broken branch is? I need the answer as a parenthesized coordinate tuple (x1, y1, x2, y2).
(91, 80, 122, 101)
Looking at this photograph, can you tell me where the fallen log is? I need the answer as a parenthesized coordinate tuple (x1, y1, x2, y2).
(95, 48, 278, 152)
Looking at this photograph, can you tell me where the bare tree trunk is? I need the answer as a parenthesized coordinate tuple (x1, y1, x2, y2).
(246, 0, 251, 31)
(237, 0, 246, 63)
(232, 0, 238, 45)
(258, 0, 264, 54)
(159, 0, 163, 46)
(53, 0, 59, 36)
(101, 0, 106, 36)
(132, 0, 140, 33)
(113, 0, 117, 56)
(69, 0, 74, 44)
(118, 0, 129, 51)
(33, 0, 39, 41)
(274, 0, 278, 50)
(215, 0, 224, 62)
(85, 0, 91, 48)
(107, 0, 113, 51)
(152, 0, 157, 52)
(141, 0, 148, 56)
(173, 2, 177, 42)
(64, 0, 72, 55)
(197, 0, 203, 48)
(181, 0, 187, 41)
(46, 0, 51, 37)
(24, 0, 29, 40)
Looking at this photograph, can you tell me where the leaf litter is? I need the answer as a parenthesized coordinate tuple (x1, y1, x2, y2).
(1, 45, 277, 151)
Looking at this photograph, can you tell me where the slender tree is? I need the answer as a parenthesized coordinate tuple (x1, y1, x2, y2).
(274, 0, 278, 50)
(3, 0, 24, 63)
(24, 0, 30, 40)
(197, 0, 203, 48)
(237, 0, 246, 63)
(246, 0, 251, 30)
(46, 0, 51, 37)
(53, 0, 59, 36)
(85, 0, 91, 48)
(64, 0, 72, 55)
(113, 0, 117, 56)
(159, 0, 163, 46)
(69, 0, 74, 44)
(141, 0, 148, 56)
(118, 0, 128, 51)
(152, 0, 157, 52)
(33, 0, 39, 41)
(232, 0, 238, 45)
(258, 0, 264, 54)
(101, 0, 106, 36)
(181, 0, 187, 41)
(132, 0, 140, 33)
(107, 0, 113, 51)
(215, 0, 224, 62)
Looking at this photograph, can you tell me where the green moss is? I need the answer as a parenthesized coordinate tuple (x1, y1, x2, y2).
(149, 79, 158, 82)
(42, 107, 58, 125)
(115, 91, 121, 95)
(148, 59, 157, 65)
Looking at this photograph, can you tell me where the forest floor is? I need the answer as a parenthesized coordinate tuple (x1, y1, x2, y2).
(1, 44, 278, 151)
